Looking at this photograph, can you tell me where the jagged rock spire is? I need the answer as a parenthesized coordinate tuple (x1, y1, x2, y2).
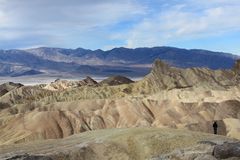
(151, 59, 171, 74)
(233, 59, 240, 74)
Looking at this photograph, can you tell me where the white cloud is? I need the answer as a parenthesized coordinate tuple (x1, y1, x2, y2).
(0, 11, 6, 24)
(123, 0, 240, 48)
(0, 0, 145, 29)
(0, 7, 11, 28)
(0, 0, 239, 51)
(0, 0, 145, 48)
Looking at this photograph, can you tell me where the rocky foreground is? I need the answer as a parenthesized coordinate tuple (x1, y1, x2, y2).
(1, 128, 240, 160)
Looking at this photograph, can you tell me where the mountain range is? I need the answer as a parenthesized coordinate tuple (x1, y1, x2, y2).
(0, 46, 238, 77)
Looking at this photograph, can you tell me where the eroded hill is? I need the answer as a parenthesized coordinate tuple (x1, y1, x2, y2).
(0, 59, 240, 145)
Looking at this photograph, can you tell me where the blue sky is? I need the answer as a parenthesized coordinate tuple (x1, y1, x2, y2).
(0, 0, 240, 55)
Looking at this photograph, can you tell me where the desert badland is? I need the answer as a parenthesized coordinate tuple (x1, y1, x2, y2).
(1, 0, 240, 159)
(0, 59, 240, 159)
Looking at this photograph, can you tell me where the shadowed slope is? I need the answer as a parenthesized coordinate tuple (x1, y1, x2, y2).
(100, 75, 134, 86)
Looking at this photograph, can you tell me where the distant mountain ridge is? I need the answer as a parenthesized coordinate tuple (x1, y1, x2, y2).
(0, 46, 238, 77)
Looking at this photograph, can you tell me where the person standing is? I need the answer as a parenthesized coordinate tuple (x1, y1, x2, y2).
(213, 121, 218, 134)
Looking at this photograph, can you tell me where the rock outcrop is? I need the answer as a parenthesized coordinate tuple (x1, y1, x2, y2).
(100, 75, 134, 86)
(43, 76, 98, 91)
(139, 59, 238, 93)
(0, 82, 23, 97)
(213, 142, 240, 159)
(233, 59, 240, 74)
(0, 128, 239, 160)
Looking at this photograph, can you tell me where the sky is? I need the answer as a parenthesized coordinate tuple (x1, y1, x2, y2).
(0, 0, 240, 55)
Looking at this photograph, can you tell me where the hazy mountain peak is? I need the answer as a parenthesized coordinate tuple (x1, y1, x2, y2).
(0, 46, 239, 77)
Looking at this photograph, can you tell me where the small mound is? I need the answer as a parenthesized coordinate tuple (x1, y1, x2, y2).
(100, 75, 134, 86)
(44, 76, 98, 91)
(0, 82, 23, 97)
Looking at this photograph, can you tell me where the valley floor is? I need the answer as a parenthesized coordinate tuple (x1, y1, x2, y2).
(0, 75, 142, 85)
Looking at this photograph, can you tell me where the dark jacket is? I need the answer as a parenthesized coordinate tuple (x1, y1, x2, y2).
(213, 122, 218, 128)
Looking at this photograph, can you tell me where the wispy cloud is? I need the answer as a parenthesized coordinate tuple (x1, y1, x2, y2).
(0, 0, 145, 28)
(0, 0, 145, 49)
(123, 0, 240, 49)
